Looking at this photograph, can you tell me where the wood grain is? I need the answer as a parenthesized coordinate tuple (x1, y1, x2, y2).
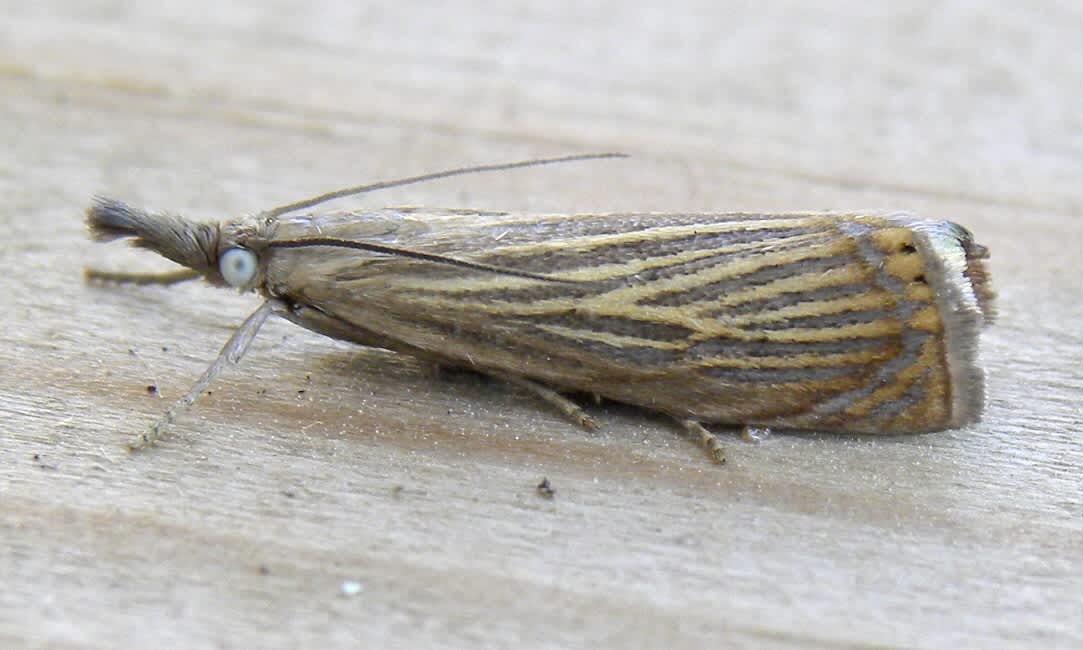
(2, 1, 1080, 648)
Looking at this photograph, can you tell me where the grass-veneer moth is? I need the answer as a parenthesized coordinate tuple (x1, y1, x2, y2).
(85, 153, 995, 463)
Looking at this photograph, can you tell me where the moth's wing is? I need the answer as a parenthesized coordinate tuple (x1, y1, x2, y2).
(266, 211, 991, 433)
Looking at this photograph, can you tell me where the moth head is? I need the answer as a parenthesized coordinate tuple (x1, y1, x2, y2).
(85, 197, 269, 291)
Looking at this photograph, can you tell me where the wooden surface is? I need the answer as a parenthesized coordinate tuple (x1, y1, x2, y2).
(2, 2, 1080, 648)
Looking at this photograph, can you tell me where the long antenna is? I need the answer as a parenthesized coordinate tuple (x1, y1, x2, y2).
(261, 152, 627, 219)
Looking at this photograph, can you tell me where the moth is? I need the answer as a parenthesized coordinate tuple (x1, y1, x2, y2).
(85, 153, 995, 463)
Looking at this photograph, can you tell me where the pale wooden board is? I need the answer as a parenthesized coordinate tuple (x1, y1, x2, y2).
(2, 1, 1081, 648)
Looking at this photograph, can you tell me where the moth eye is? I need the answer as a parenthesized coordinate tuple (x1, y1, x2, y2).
(219, 248, 258, 287)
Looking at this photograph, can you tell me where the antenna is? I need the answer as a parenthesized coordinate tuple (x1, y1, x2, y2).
(261, 152, 627, 219)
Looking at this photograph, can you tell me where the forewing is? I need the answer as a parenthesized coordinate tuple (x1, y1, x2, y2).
(266, 209, 981, 433)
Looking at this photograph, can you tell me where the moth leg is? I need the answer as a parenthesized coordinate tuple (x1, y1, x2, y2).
(85, 268, 200, 285)
(677, 419, 726, 465)
(490, 372, 599, 431)
(128, 299, 281, 451)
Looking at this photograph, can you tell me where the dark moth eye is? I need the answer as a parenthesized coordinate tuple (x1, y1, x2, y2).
(219, 248, 257, 287)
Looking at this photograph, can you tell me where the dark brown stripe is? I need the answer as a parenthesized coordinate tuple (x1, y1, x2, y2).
(639, 253, 856, 307)
(755, 308, 894, 331)
(479, 225, 817, 270)
(700, 364, 869, 383)
(528, 335, 681, 366)
(379, 309, 683, 369)
(688, 336, 893, 360)
(618, 231, 838, 285)
(864, 368, 929, 421)
(515, 312, 695, 342)
(713, 282, 874, 317)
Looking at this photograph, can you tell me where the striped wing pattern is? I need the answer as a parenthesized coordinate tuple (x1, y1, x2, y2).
(269, 210, 989, 433)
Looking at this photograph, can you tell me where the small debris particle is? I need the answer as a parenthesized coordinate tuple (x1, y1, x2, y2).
(536, 477, 555, 500)
(32, 453, 58, 471)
